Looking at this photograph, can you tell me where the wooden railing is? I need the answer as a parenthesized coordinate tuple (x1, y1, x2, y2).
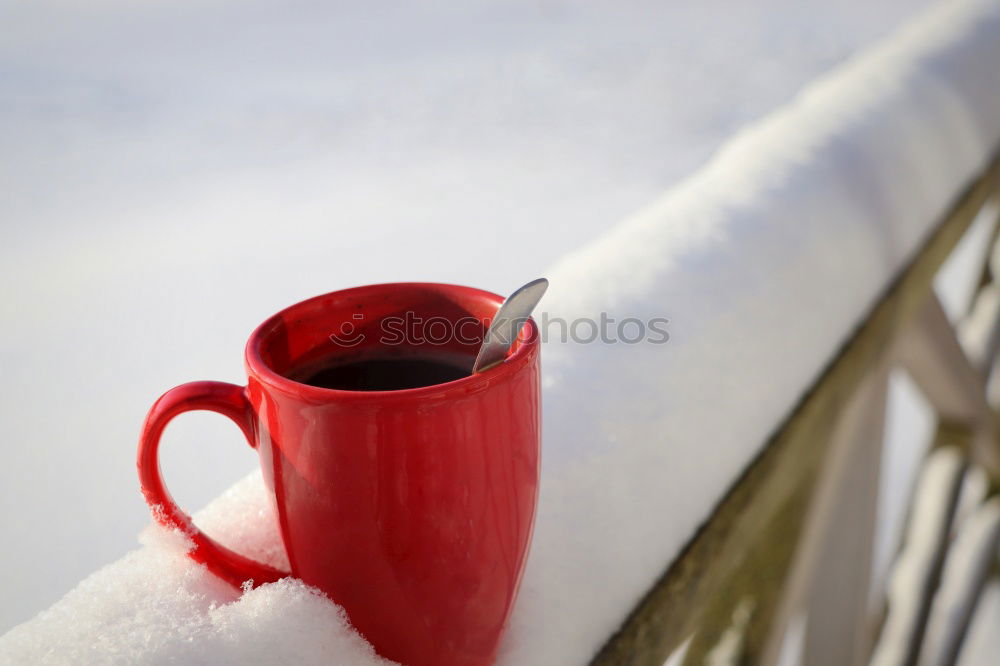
(592, 150, 1000, 666)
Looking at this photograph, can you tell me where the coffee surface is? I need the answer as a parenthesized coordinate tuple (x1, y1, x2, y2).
(290, 354, 470, 391)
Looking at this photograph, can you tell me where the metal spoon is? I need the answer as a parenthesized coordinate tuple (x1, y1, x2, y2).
(472, 278, 549, 373)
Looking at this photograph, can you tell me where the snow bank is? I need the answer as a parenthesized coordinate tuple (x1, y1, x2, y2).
(4, 0, 1000, 664)
(0, 476, 392, 666)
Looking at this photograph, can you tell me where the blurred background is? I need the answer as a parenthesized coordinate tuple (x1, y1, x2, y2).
(0, 0, 937, 634)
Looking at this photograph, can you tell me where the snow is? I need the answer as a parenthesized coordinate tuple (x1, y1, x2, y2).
(0, 0, 943, 634)
(0, 476, 392, 665)
(4, 0, 1000, 664)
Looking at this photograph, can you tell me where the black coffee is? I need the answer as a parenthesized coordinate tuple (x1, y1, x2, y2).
(291, 355, 470, 391)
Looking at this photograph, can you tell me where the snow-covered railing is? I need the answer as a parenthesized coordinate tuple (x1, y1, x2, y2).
(593, 152, 1000, 666)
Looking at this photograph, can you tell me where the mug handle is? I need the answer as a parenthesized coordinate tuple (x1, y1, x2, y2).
(137, 381, 287, 588)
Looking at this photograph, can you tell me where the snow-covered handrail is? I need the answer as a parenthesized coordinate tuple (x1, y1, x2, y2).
(592, 150, 1000, 666)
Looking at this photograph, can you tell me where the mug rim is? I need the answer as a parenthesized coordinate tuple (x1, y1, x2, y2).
(244, 282, 540, 402)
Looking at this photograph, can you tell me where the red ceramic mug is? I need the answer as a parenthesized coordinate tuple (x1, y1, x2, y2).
(137, 283, 541, 666)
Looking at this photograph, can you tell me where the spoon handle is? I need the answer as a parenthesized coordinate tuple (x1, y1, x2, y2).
(473, 278, 549, 373)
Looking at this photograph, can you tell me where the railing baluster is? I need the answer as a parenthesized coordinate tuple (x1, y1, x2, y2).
(761, 362, 890, 666)
(869, 447, 968, 666)
(918, 498, 1000, 666)
(801, 364, 889, 666)
(897, 295, 1000, 476)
